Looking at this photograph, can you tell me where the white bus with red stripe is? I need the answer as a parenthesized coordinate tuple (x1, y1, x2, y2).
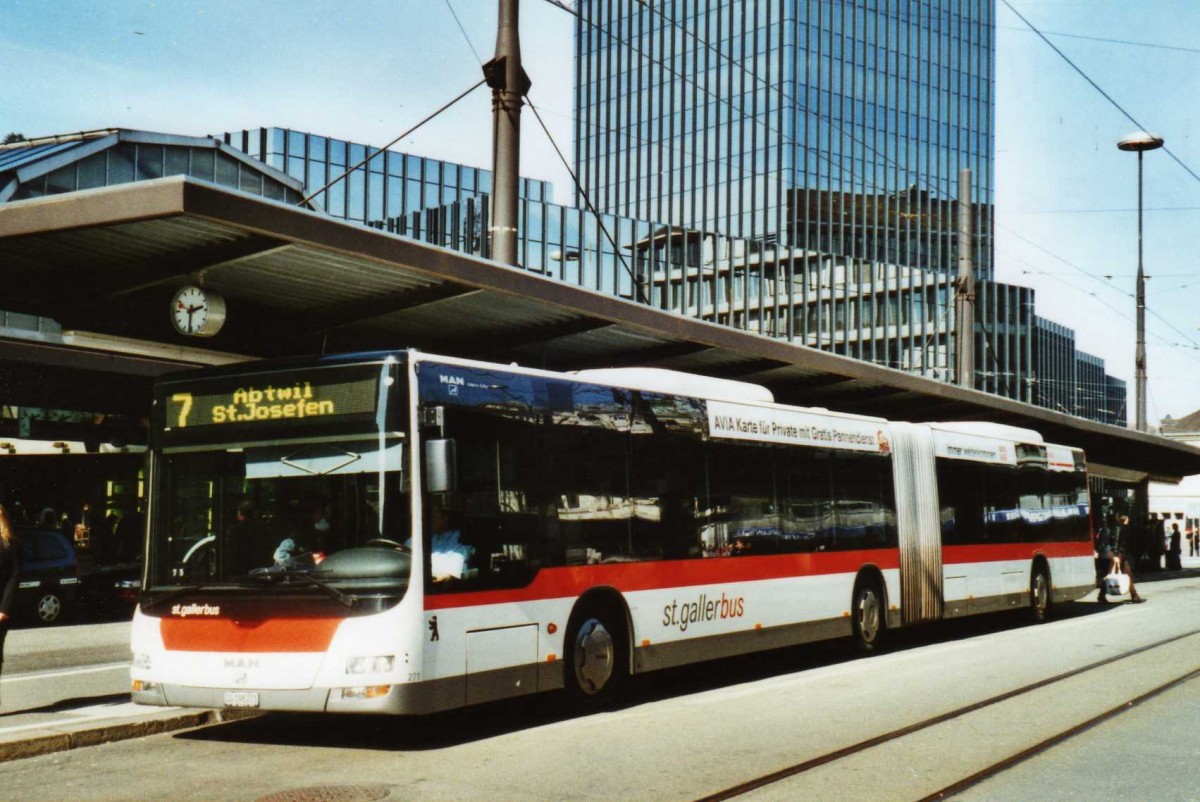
(131, 350, 1096, 714)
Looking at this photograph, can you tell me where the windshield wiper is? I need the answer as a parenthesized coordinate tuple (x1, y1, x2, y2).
(249, 567, 359, 608)
(144, 579, 261, 607)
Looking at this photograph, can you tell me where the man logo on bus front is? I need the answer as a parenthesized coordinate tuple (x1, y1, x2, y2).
(428, 615, 439, 642)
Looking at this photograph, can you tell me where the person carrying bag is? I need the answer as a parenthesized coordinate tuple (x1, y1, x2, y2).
(0, 504, 20, 704)
(1097, 513, 1145, 604)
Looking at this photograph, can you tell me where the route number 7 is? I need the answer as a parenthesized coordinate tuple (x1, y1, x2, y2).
(171, 393, 194, 428)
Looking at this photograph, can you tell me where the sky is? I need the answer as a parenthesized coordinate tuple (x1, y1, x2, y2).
(1, 0, 1198, 426)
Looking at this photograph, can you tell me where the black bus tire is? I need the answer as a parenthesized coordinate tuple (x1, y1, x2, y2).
(564, 599, 628, 710)
(1030, 564, 1052, 623)
(851, 578, 886, 653)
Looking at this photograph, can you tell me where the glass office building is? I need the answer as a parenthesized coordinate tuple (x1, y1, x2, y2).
(222, 128, 551, 244)
(575, 0, 993, 278)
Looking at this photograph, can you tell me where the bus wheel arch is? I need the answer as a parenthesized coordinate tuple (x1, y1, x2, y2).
(563, 588, 631, 709)
(851, 567, 887, 653)
(1030, 557, 1052, 623)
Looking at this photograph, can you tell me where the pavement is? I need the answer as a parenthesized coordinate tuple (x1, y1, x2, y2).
(0, 698, 259, 763)
(1, 556, 1198, 764)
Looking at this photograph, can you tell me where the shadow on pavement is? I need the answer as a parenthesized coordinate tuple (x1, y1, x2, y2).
(174, 598, 1122, 753)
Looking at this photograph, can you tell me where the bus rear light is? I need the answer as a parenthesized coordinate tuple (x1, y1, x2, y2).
(546, 623, 557, 634)
(346, 655, 394, 674)
(546, 654, 556, 662)
(341, 685, 390, 700)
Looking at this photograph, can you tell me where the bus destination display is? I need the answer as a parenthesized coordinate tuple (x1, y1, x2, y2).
(163, 371, 379, 433)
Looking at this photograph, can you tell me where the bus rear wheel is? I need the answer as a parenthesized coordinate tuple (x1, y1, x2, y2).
(851, 580, 886, 653)
(1030, 565, 1051, 623)
(564, 601, 628, 710)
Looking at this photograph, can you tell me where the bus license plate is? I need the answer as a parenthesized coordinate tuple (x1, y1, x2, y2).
(223, 691, 259, 708)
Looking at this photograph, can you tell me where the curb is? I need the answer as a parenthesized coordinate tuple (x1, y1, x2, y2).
(0, 708, 262, 764)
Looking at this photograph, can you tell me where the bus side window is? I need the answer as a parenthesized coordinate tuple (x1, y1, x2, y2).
(428, 403, 541, 593)
(542, 381, 632, 567)
(938, 459, 986, 546)
(778, 447, 833, 553)
(709, 441, 777, 555)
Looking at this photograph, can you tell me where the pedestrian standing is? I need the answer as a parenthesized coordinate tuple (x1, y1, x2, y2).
(1168, 523, 1183, 570)
(0, 504, 20, 704)
(1098, 514, 1145, 604)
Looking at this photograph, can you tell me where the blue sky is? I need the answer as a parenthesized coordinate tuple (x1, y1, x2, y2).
(2, 0, 1198, 425)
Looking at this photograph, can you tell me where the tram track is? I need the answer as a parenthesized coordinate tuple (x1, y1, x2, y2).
(694, 625, 1200, 802)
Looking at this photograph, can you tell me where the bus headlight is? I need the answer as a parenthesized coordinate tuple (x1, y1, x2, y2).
(346, 655, 394, 674)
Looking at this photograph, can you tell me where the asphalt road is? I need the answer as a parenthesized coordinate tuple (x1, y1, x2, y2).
(0, 575, 1198, 801)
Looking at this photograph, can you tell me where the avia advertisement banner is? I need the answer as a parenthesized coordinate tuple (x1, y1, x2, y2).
(706, 400, 890, 454)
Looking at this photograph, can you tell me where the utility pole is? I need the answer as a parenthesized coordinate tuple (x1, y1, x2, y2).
(484, 0, 531, 267)
(954, 168, 975, 389)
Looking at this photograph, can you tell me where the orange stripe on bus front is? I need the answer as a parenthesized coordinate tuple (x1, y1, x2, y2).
(160, 617, 341, 652)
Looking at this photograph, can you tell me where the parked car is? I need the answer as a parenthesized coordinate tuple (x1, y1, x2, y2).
(14, 525, 81, 625)
(80, 557, 142, 620)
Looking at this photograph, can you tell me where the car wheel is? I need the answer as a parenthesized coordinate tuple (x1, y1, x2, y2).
(35, 590, 65, 625)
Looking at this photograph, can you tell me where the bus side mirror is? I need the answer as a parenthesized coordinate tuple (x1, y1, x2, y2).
(424, 439, 458, 494)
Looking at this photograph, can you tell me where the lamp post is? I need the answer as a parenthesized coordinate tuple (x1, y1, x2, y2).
(1117, 131, 1164, 432)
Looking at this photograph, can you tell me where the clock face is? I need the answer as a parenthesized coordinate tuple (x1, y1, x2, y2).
(170, 285, 226, 337)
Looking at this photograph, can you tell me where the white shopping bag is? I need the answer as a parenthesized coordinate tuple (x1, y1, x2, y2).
(1104, 571, 1130, 596)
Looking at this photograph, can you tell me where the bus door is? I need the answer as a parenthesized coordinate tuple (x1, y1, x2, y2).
(888, 423, 943, 625)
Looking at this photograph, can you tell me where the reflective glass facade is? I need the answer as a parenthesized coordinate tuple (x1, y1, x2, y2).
(224, 128, 551, 232)
(1034, 317, 1126, 426)
(575, 0, 993, 278)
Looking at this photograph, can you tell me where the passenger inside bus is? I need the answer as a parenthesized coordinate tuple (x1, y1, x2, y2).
(272, 495, 336, 566)
(410, 502, 474, 582)
(227, 498, 268, 571)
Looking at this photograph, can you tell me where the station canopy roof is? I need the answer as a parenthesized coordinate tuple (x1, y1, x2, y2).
(1, 176, 1198, 483)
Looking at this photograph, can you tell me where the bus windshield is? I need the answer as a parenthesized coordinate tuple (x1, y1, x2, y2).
(148, 437, 411, 597)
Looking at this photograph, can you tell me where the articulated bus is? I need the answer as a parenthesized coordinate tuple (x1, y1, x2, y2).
(130, 350, 1096, 715)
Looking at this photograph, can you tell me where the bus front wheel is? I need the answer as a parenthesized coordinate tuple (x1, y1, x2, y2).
(564, 600, 628, 710)
(851, 579, 886, 653)
(1030, 565, 1052, 623)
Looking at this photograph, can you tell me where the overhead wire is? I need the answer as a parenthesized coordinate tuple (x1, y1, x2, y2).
(301, 78, 486, 207)
(996, 23, 1200, 56)
(525, 93, 644, 302)
(1001, 0, 1200, 188)
(443, 0, 485, 64)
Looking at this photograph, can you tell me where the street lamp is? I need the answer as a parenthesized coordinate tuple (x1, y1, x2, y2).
(1117, 131, 1164, 432)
